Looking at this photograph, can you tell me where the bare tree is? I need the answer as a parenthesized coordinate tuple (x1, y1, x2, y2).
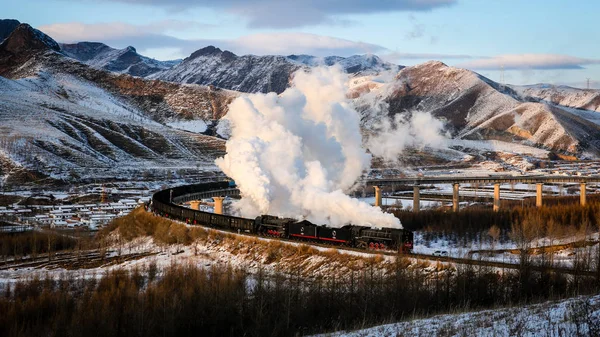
(488, 225, 500, 251)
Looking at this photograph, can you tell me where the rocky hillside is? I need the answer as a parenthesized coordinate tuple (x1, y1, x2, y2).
(0, 24, 237, 186)
(513, 84, 600, 112)
(150, 46, 400, 94)
(354, 61, 600, 157)
(61, 42, 180, 77)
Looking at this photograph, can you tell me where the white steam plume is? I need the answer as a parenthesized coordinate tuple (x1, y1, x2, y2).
(367, 110, 447, 161)
(216, 66, 401, 228)
(350, 72, 449, 162)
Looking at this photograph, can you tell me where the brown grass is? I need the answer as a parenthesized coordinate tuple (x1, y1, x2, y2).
(103, 208, 415, 279)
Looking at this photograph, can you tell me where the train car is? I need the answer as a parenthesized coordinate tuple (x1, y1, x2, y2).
(210, 213, 231, 229)
(288, 220, 317, 240)
(164, 204, 182, 219)
(194, 210, 212, 226)
(181, 207, 196, 223)
(230, 216, 254, 233)
(316, 225, 352, 245)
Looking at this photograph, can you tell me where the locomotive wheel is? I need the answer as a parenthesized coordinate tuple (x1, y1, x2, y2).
(369, 242, 375, 250)
(357, 241, 368, 249)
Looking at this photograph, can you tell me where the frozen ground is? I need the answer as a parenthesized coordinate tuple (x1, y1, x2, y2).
(318, 294, 600, 337)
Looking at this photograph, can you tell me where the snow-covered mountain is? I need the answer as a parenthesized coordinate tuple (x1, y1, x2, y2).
(0, 24, 237, 187)
(61, 42, 181, 77)
(512, 84, 600, 112)
(5, 19, 600, 187)
(150, 46, 401, 94)
(287, 53, 400, 74)
(353, 61, 600, 157)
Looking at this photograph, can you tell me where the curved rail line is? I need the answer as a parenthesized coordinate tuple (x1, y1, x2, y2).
(152, 182, 599, 277)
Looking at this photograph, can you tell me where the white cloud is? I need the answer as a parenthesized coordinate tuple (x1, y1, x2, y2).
(458, 54, 600, 70)
(39, 20, 208, 42)
(381, 51, 472, 62)
(230, 33, 383, 56)
(38, 21, 387, 59)
(69, 0, 457, 28)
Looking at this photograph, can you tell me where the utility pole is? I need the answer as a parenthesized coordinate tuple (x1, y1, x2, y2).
(587, 78, 591, 89)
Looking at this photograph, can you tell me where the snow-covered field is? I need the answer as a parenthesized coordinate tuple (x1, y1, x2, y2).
(319, 294, 600, 337)
(166, 119, 208, 133)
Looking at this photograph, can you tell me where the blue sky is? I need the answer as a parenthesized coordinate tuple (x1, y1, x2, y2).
(2, 0, 599, 88)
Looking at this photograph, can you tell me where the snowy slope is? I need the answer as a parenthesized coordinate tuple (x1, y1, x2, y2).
(320, 295, 600, 337)
(0, 72, 226, 184)
(513, 84, 600, 112)
(61, 42, 180, 77)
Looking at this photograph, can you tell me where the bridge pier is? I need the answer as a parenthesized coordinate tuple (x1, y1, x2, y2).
(493, 183, 500, 212)
(581, 182, 587, 206)
(213, 197, 225, 215)
(413, 185, 420, 212)
(452, 183, 460, 212)
(189, 200, 201, 211)
(536, 183, 543, 207)
(374, 186, 382, 207)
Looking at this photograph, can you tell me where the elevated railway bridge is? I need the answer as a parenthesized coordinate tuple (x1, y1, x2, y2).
(365, 175, 600, 212)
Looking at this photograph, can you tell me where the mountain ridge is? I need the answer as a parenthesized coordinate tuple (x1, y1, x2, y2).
(353, 61, 600, 157)
(61, 41, 181, 77)
(149, 45, 402, 94)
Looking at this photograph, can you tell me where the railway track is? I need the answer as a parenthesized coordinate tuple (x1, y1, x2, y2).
(285, 238, 600, 277)
(404, 252, 599, 277)
(0, 250, 156, 271)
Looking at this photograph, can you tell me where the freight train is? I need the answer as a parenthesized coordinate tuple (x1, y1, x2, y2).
(151, 182, 413, 253)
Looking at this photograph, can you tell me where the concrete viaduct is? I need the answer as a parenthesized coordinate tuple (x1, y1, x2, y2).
(172, 188, 240, 215)
(367, 175, 600, 212)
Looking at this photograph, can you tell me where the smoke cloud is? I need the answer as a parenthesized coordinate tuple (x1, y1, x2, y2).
(367, 110, 447, 162)
(216, 66, 401, 228)
(350, 72, 449, 162)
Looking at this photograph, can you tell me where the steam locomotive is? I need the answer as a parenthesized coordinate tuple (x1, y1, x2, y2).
(151, 182, 413, 253)
(255, 215, 413, 253)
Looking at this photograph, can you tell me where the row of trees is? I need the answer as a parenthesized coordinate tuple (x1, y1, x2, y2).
(0, 231, 79, 263)
(1, 257, 599, 337)
(394, 200, 600, 246)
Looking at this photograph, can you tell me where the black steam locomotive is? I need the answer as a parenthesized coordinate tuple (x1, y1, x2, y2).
(151, 182, 413, 253)
(255, 215, 413, 253)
